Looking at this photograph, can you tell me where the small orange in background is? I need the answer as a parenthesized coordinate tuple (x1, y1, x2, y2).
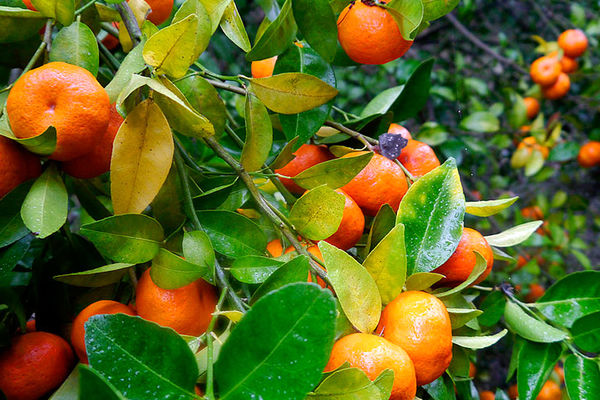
(542, 72, 570, 100)
(266, 238, 284, 257)
(520, 125, 532, 133)
(340, 152, 408, 216)
(143, 0, 174, 25)
(558, 29, 588, 58)
(432, 228, 494, 287)
(274, 144, 334, 194)
(525, 283, 545, 303)
(22, 0, 36, 10)
(388, 123, 412, 140)
(6, 62, 111, 161)
(530, 56, 561, 87)
(523, 97, 540, 119)
(516, 254, 529, 270)
(521, 205, 544, 220)
(508, 384, 518, 399)
(324, 333, 417, 400)
(0, 331, 75, 400)
(537, 380, 562, 400)
(553, 364, 564, 384)
(323, 189, 365, 251)
(337, 0, 413, 65)
(376, 291, 453, 386)
(469, 361, 477, 378)
(577, 141, 600, 168)
(559, 56, 578, 74)
(479, 391, 496, 400)
(251, 56, 278, 78)
(63, 104, 124, 179)
(0, 136, 41, 199)
(136, 268, 217, 336)
(397, 139, 440, 177)
(70, 300, 136, 363)
(518, 136, 549, 159)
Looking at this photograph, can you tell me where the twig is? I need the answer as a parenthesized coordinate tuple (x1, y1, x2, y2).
(115, 2, 142, 46)
(43, 19, 53, 54)
(324, 120, 377, 150)
(206, 78, 246, 95)
(75, 0, 98, 16)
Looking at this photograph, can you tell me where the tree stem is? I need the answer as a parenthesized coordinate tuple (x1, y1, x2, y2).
(115, 2, 142, 46)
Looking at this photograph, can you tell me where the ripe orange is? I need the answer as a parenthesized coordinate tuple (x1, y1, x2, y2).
(388, 123, 412, 140)
(469, 361, 477, 378)
(22, 0, 36, 10)
(542, 73, 570, 100)
(251, 56, 277, 79)
(284, 243, 328, 288)
(559, 56, 578, 74)
(324, 333, 417, 400)
(136, 268, 217, 336)
(525, 283, 545, 303)
(520, 125, 531, 133)
(143, 0, 174, 25)
(558, 29, 588, 58)
(340, 152, 408, 216)
(577, 141, 600, 168)
(537, 380, 562, 400)
(25, 319, 36, 333)
(397, 140, 440, 177)
(432, 228, 494, 286)
(376, 291, 453, 386)
(0, 331, 75, 400)
(337, 0, 413, 65)
(554, 364, 564, 384)
(323, 189, 365, 250)
(70, 300, 136, 363)
(508, 384, 518, 400)
(6, 62, 111, 161)
(266, 238, 284, 257)
(0, 137, 41, 199)
(480, 391, 496, 400)
(530, 56, 561, 87)
(275, 144, 334, 194)
(62, 104, 124, 179)
(523, 97, 540, 119)
(521, 206, 543, 220)
(516, 254, 529, 270)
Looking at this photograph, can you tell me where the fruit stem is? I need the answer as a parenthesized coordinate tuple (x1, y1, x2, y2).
(204, 288, 228, 400)
(75, 0, 98, 16)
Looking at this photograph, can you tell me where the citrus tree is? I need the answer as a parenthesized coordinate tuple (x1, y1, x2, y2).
(0, 0, 599, 400)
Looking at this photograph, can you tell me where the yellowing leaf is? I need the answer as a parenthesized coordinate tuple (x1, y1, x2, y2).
(249, 73, 338, 114)
(31, 0, 75, 26)
(241, 94, 272, 172)
(118, 0, 150, 52)
(172, 0, 212, 59)
(219, 0, 251, 52)
(111, 99, 174, 215)
(143, 14, 199, 78)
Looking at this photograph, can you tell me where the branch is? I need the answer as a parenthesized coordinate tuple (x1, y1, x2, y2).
(115, 2, 142, 47)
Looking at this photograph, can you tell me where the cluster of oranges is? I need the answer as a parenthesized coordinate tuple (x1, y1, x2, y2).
(0, 269, 216, 399)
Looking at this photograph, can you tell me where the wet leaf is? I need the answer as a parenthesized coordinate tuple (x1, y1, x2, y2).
(517, 341, 561, 400)
(484, 221, 543, 247)
(79, 364, 125, 400)
(564, 355, 600, 400)
(452, 329, 507, 349)
(54, 263, 132, 287)
(504, 301, 568, 343)
(571, 311, 600, 353)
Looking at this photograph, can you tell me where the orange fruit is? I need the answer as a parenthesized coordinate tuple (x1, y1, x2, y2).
(516, 255, 529, 270)
(22, 0, 36, 10)
(397, 139, 440, 177)
(577, 141, 600, 168)
(143, 0, 174, 25)
(251, 56, 278, 79)
(6, 62, 111, 161)
(537, 381, 562, 400)
(0, 137, 41, 199)
(542, 72, 570, 100)
(266, 238, 284, 257)
(559, 56, 578, 74)
(337, 0, 413, 65)
(0, 331, 74, 400)
(275, 144, 334, 194)
(101, 23, 120, 51)
(525, 283, 545, 303)
(136, 268, 217, 336)
(70, 300, 136, 363)
(62, 104, 123, 179)
(469, 361, 477, 378)
(480, 391, 495, 400)
(324, 333, 417, 400)
(518, 137, 549, 159)
(554, 364, 564, 384)
(376, 291, 453, 386)
(520, 125, 531, 133)
(508, 384, 518, 400)
(388, 123, 412, 140)
(432, 228, 494, 286)
(521, 206, 543, 220)
(323, 189, 365, 250)
(530, 56, 561, 87)
(523, 97, 540, 119)
(284, 244, 328, 288)
(25, 319, 36, 333)
(558, 29, 588, 58)
(340, 152, 408, 216)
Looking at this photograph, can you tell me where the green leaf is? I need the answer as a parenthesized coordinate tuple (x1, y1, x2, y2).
(105, 43, 146, 103)
(363, 224, 407, 304)
(535, 271, 600, 328)
(505, 90, 528, 130)
(53, 263, 132, 287)
(241, 94, 273, 172)
(150, 248, 212, 289)
(382, 0, 424, 40)
(319, 241, 381, 333)
(524, 149, 545, 177)
(0, 120, 57, 157)
(219, 0, 251, 52)
(215, 283, 336, 400)
(504, 301, 568, 343)
(564, 355, 600, 400)
(364, 204, 396, 254)
(484, 221, 544, 247)
(250, 73, 338, 114)
(478, 291, 506, 327)
(49, 22, 99, 76)
(251, 255, 310, 303)
(246, 0, 297, 61)
(0, 6, 45, 43)
(175, 75, 227, 137)
(517, 341, 561, 400)
(422, 0, 459, 21)
(80, 214, 164, 263)
(405, 272, 444, 291)
(291, 0, 337, 62)
(571, 311, 600, 353)
(31, 0, 74, 26)
(50, 366, 80, 399)
(289, 186, 345, 240)
(86, 314, 198, 400)
(20, 164, 67, 239)
(465, 196, 519, 217)
(423, 375, 457, 400)
(451, 329, 507, 349)
(447, 308, 483, 329)
(182, 230, 216, 283)
(0, 182, 31, 248)
(197, 210, 267, 258)
(78, 364, 125, 400)
(396, 158, 465, 274)
(293, 152, 373, 190)
(143, 14, 199, 78)
(308, 368, 391, 399)
(172, 0, 212, 60)
(459, 112, 500, 133)
(230, 255, 284, 284)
